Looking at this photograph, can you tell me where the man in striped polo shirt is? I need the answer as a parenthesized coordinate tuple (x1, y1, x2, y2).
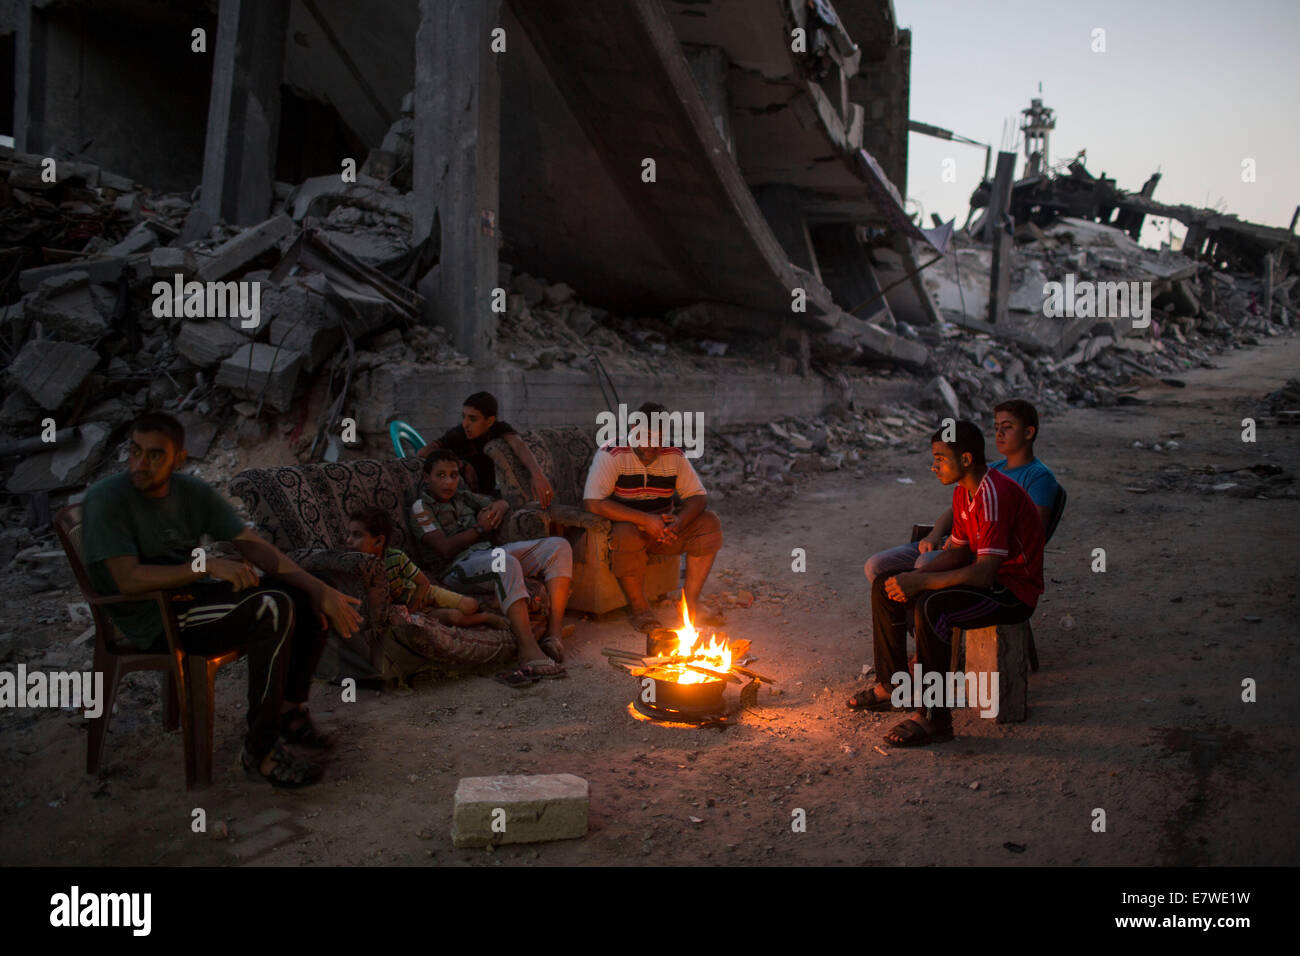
(583, 402, 723, 632)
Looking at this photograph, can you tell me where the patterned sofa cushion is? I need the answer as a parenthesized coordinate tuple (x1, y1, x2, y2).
(229, 458, 425, 553)
(490, 426, 597, 509)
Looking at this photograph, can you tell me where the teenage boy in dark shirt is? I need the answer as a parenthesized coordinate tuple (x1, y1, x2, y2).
(417, 391, 555, 506)
(82, 412, 363, 787)
(850, 420, 1044, 746)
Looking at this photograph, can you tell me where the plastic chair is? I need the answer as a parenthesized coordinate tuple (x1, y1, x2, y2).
(389, 420, 427, 458)
(54, 505, 244, 789)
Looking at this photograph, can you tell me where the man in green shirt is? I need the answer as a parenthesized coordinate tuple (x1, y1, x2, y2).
(82, 412, 363, 787)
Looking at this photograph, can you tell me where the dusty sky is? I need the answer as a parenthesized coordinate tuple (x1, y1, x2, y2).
(892, 0, 1300, 247)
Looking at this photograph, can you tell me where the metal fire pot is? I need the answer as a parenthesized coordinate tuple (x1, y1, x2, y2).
(646, 628, 678, 657)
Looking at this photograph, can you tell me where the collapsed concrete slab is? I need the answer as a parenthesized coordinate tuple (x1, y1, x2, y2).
(105, 222, 158, 258)
(18, 257, 126, 294)
(216, 343, 305, 412)
(925, 375, 960, 420)
(8, 339, 100, 410)
(828, 311, 930, 368)
(177, 321, 250, 368)
(6, 423, 111, 494)
(150, 247, 198, 278)
(23, 271, 117, 341)
(195, 213, 295, 282)
(503, 0, 840, 326)
(451, 773, 589, 847)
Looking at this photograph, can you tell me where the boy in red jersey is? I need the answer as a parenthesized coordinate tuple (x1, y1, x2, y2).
(851, 420, 1044, 746)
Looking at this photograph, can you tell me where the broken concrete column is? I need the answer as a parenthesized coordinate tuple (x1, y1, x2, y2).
(413, 0, 501, 363)
(197, 0, 290, 227)
(987, 151, 1017, 325)
(8, 339, 100, 410)
(683, 44, 734, 158)
(13, 0, 48, 153)
(451, 774, 589, 847)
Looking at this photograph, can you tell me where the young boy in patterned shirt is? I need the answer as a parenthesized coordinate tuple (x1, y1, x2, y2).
(346, 507, 506, 630)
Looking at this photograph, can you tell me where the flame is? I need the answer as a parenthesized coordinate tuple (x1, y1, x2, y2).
(660, 596, 731, 684)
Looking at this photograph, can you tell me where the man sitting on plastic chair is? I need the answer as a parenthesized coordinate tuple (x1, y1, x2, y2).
(82, 412, 363, 788)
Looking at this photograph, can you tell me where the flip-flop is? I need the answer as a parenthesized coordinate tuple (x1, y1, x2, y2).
(883, 716, 954, 747)
(539, 636, 565, 663)
(522, 659, 567, 679)
(846, 685, 900, 712)
(494, 668, 540, 689)
(241, 744, 323, 788)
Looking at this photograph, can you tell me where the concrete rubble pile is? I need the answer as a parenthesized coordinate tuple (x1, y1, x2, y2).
(3, 73, 1297, 533)
(0, 126, 469, 507)
(918, 216, 1296, 417)
(694, 400, 942, 499)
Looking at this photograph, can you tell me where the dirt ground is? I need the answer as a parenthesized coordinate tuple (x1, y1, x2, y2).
(2, 335, 1297, 867)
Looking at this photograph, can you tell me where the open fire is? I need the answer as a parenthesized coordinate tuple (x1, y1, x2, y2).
(653, 598, 732, 684)
(603, 597, 773, 725)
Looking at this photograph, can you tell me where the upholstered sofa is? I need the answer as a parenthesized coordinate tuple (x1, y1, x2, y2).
(228, 458, 545, 682)
(486, 426, 679, 616)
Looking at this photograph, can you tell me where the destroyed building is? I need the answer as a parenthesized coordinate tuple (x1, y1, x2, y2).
(0, 0, 1296, 515)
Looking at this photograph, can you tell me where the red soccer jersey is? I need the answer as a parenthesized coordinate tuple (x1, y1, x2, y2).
(948, 467, 1045, 609)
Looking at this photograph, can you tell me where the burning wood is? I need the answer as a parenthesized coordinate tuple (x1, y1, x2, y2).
(602, 596, 778, 727)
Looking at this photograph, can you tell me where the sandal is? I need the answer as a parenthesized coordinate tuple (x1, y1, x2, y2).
(539, 635, 565, 663)
(846, 684, 900, 712)
(522, 659, 567, 679)
(280, 709, 335, 750)
(242, 743, 323, 788)
(629, 609, 664, 633)
(494, 668, 540, 689)
(883, 716, 954, 747)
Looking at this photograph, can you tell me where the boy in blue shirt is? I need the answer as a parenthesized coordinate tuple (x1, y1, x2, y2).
(850, 399, 1058, 709)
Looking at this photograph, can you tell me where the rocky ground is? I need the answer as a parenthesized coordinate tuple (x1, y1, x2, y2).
(1, 334, 1296, 867)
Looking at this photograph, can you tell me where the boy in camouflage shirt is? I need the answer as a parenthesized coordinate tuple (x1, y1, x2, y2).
(410, 450, 574, 684)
